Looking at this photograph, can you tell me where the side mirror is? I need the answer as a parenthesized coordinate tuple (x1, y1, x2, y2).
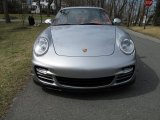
(113, 18, 121, 25)
(44, 18, 52, 24)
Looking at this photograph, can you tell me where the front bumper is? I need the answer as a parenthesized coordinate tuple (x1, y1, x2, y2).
(32, 50, 136, 90)
(32, 65, 136, 90)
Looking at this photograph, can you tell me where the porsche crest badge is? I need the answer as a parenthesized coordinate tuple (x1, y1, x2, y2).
(82, 48, 87, 53)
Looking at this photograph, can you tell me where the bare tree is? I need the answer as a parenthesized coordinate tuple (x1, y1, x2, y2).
(37, 0, 42, 23)
(54, 0, 58, 13)
(63, 0, 105, 7)
(105, 0, 128, 19)
(57, 0, 62, 11)
(2, 0, 10, 23)
(117, 0, 128, 18)
(21, 3, 27, 26)
(138, 4, 145, 26)
(106, 0, 114, 18)
(153, 0, 160, 25)
(100, 0, 105, 8)
(134, 0, 142, 26)
(47, 0, 53, 17)
(127, 0, 136, 27)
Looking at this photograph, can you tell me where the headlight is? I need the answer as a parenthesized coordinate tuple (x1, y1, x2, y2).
(120, 39, 134, 55)
(34, 37, 49, 56)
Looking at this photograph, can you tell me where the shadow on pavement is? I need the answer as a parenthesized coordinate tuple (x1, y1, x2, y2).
(43, 55, 159, 100)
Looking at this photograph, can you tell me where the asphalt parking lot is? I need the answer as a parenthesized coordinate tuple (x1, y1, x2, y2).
(3, 28, 160, 120)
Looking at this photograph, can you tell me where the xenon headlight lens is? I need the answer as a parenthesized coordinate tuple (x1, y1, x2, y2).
(120, 39, 134, 54)
(34, 37, 49, 56)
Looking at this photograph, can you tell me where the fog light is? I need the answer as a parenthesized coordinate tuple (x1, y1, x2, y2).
(122, 67, 133, 74)
(116, 66, 134, 75)
(36, 67, 54, 75)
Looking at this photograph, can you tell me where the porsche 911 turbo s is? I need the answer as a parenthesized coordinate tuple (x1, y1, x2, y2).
(32, 7, 136, 90)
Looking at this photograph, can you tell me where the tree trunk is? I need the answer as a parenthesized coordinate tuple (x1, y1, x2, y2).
(2, 0, 10, 23)
(55, 0, 61, 13)
(47, 0, 51, 17)
(100, 0, 105, 8)
(59, 0, 61, 10)
(109, 1, 113, 18)
(138, 5, 145, 26)
(134, 0, 142, 26)
(38, 0, 42, 23)
(153, 0, 160, 25)
(127, 0, 135, 27)
(117, 0, 128, 18)
(55, 0, 58, 14)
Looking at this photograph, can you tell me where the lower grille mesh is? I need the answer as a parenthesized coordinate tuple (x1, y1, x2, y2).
(56, 76, 114, 87)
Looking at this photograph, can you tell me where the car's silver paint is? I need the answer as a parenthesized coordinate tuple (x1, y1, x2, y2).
(51, 25, 116, 56)
(32, 25, 135, 78)
(32, 7, 136, 89)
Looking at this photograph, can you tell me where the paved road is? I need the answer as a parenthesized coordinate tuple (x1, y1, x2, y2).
(3, 28, 160, 120)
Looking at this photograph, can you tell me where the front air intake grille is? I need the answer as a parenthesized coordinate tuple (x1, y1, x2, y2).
(35, 66, 54, 84)
(56, 76, 114, 87)
(116, 66, 135, 83)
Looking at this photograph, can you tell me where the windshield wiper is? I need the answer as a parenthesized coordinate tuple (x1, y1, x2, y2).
(53, 23, 107, 26)
(53, 24, 73, 26)
(80, 23, 104, 25)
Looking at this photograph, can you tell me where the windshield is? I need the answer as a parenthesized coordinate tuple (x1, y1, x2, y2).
(53, 8, 112, 25)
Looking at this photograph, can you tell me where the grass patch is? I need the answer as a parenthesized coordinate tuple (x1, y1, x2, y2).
(130, 26, 160, 39)
(0, 22, 48, 118)
(0, 14, 53, 21)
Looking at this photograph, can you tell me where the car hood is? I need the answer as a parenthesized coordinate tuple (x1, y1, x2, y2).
(51, 25, 116, 57)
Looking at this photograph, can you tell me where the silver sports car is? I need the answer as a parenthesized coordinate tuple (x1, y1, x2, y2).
(32, 7, 136, 90)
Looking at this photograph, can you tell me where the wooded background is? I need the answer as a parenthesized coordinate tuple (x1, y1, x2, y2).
(1, 0, 160, 26)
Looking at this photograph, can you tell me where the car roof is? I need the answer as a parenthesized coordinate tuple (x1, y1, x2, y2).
(61, 6, 104, 10)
